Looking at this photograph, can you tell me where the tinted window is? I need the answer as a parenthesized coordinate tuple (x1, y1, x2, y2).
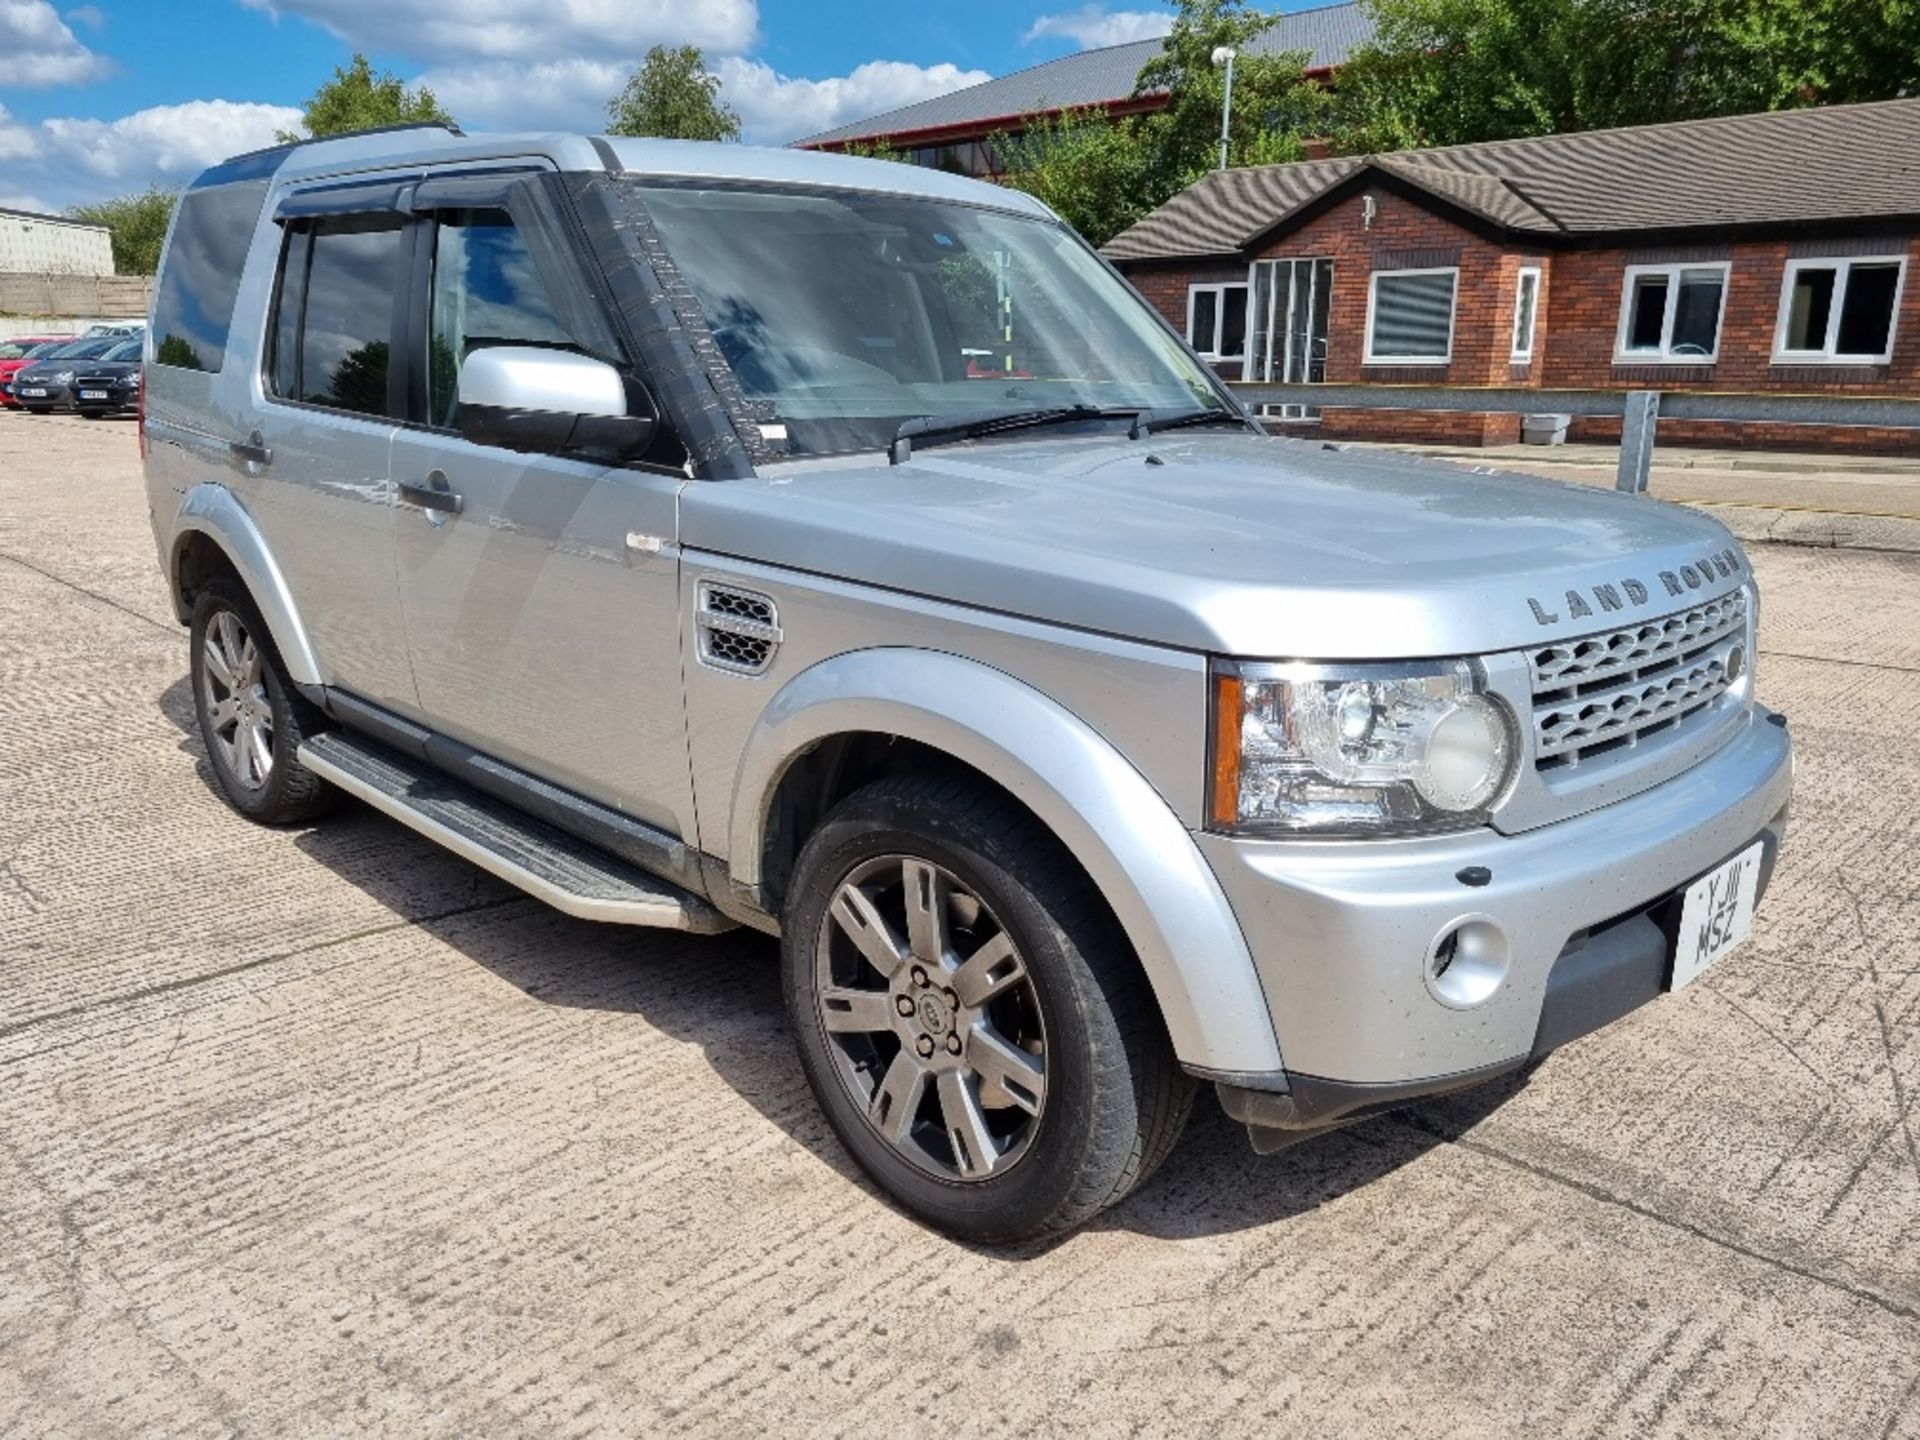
(151, 179, 269, 372)
(1369, 270, 1456, 361)
(428, 209, 576, 426)
(631, 184, 1224, 457)
(1835, 262, 1899, 357)
(268, 216, 403, 417)
(48, 337, 120, 361)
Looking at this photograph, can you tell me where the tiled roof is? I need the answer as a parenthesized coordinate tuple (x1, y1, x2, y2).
(1103, 96, 1920, 261)
(795, 2, 1374, 147)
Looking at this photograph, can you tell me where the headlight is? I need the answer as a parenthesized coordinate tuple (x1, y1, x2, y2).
(1209, 658, 1516, 837)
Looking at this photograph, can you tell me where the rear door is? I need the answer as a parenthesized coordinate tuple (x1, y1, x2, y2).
(247, 188, 417, 713)
(386, 173, 695, 841)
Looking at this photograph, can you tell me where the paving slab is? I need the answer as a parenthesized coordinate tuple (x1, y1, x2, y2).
(2, 409, 1917, 1436)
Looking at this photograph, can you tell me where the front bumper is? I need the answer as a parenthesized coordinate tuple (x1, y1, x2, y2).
(1195, 707, 1793, 1110)
(13, 381, 72, 409)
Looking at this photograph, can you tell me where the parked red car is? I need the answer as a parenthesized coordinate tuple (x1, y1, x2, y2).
(0, 336, 77, 407)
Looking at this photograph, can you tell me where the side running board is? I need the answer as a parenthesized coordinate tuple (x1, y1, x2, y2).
(297, 730, 733, 933)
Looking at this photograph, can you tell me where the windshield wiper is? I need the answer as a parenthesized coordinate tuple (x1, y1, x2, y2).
(889, 404, 1140, 463)
(1127, 406, 1254, 439)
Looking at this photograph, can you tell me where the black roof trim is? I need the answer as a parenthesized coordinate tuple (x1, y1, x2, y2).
(191, 120, 466, 191)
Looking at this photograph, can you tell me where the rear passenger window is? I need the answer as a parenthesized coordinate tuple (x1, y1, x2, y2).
(151, 178, 270, 372)
(428, 209, 579, 427)
(267, 216, 404, 417)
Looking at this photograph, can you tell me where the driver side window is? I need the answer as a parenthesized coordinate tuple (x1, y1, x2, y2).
(428, 208, 579, 428)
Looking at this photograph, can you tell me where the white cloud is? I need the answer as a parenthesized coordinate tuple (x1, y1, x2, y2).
(418, 56, 632, 134)
(0, 0, 114, 85)
(0, 190, 60, 215)
(64, 3, 104, 29)
(422, 53, 989, 146)
(1023, 6, 1173, 50)
(238, 0, 756, 66)
(714, 57, 990, 145)
(0, 100, 303, 209)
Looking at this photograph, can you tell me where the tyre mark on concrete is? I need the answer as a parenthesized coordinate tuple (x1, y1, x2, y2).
(0, 547, 177, 638)
(1759, 647, 1920, 678)
(1393, 1112, 1920, 1327)
(1839, 874, 1920, 1201)
(1701, 984, 1830, 1088)
(1880, 1369, 1920, 1440)
(0, 894, 527, 1051)
(1818, 1120, 1901, 1223)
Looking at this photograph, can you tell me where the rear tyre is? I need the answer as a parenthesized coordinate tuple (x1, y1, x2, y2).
(188, 576, 339, 824)
(782, 772, 1194, 1243)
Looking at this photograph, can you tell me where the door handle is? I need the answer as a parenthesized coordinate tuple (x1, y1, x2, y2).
(398, 469, 464, 515)
(229, 431, 272, 468)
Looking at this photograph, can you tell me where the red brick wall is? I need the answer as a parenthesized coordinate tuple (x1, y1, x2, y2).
(1119, 188, 1920, 455)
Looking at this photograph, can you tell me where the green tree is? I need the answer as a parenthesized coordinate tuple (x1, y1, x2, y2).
(1332, 0, 1920, 153)
(1132, 0, 1335, 194)
(997, 107, 1159, 247)
(277, 53, 454, 142)
(606, 46, 742, 141)
(65, 184, 179, 275)
(154, 334, 204, 370)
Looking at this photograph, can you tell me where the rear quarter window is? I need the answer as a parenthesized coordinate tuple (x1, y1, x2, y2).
(151, 178, 270, 372)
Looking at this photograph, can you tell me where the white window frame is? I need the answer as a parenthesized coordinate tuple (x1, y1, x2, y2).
(1186, 281, 1249, 364)
(1613, 261, 1731, 364)
(1771, 254, 1907, 365)
(1511, 265, 1542, 361)
(1363, 265, 1458, 366)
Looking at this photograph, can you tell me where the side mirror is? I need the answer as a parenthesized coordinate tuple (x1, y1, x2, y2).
(455, 345, 657, 459)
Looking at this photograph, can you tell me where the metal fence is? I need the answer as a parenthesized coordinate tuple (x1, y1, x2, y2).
(1228, 383, 1920, 493)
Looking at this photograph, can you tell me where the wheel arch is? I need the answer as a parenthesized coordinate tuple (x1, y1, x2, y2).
(728, 648, 1284, 1075)
(169, 483, 323, 689)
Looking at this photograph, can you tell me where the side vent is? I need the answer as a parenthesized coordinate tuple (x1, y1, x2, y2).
(696, 581, 782, 676)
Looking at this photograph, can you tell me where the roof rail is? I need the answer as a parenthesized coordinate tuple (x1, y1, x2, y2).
(295, 119, 466, 145)
(192, 119, 467, 190)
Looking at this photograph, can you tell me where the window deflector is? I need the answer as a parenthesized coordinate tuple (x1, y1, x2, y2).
(410, 172, 627, 371)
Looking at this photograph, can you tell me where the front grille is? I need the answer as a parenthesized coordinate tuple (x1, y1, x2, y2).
(695, 581, 781, 676)
(1529, 591, 1747, 771)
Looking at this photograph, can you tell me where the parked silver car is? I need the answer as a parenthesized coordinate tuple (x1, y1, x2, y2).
(144, 124, 1792, 1241)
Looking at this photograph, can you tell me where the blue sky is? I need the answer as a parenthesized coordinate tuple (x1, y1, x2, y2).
(0, 0, 1241, 212)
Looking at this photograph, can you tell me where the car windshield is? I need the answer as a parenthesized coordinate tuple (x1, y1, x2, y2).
(101, 339, 142, 362)
(628, 182, 1226, 459)
(0, 342, 30, 360)
(47, 337, 120, 361)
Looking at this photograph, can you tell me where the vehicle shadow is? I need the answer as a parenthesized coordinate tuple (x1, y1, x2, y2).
(160, 676, 1533, 1250)
(308, 812, 1533, 1250)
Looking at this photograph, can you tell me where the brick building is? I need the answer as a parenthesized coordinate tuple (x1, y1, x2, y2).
(1103, 98, 1920, 453)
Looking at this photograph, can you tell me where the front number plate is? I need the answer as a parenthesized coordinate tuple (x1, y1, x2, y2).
(19, 386, 46, 397)
(1670, 841, 1764, 989)
(80, 389, 107, 400)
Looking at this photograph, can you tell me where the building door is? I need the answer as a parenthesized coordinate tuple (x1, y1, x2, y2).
(1248, 258, 1331, 419)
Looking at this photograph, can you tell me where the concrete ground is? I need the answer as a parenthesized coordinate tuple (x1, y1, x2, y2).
(2, 409, 1918, 1437)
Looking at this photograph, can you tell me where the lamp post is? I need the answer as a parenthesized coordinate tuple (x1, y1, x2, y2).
(1212, 45, 1237, 171)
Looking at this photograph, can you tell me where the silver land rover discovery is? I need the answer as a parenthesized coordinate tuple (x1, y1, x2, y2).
(143, 123, 1792, 1241)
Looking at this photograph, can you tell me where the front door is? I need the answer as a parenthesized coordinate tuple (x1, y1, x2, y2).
(1248, 258, 1332, 420)
(249, 203, 415, 714)
(388, 195, 695, 842)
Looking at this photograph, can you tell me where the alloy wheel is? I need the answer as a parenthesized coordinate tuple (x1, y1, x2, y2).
(200, 609, 274, 790)
(814, 854, 1048, 1181)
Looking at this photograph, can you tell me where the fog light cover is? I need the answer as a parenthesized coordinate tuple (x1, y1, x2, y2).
(1211, 658, 1515, 836)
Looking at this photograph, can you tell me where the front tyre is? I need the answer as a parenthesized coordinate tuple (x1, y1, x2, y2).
(188, 576, 339, 825)
(783, 773, 1193, 1243)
